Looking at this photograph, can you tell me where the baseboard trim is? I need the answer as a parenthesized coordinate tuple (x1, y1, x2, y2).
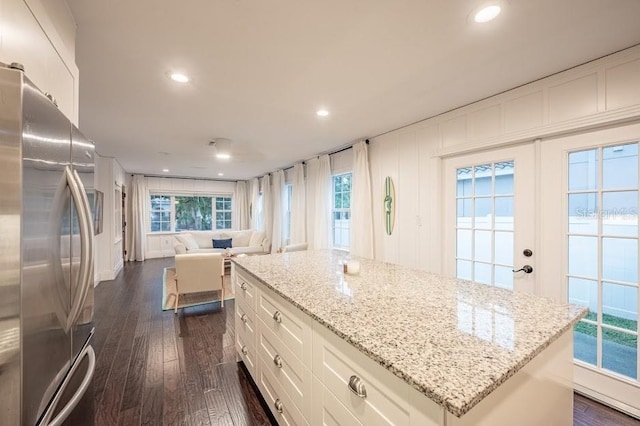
(574, 385, 640, 420)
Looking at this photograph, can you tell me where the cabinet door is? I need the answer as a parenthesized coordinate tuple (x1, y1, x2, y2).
(236, 330, 257, 380)
(258, 318, 312, 418)
(256, 357, 308, 426)
(0, 0, 75, 121)
(312, 323, 442, 426)
(311, 377, 363, 426)
(234, 269, 258, 311)
(257, 287, 312, 365)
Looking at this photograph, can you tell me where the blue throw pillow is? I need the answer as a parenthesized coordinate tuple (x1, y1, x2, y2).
(213, 238, 232, 249)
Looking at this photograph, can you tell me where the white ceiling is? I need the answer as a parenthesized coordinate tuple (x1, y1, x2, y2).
(67, 0, 640, 181)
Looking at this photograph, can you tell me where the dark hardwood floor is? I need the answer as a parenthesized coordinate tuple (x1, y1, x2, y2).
(90, 258, 640, 426)
(90, 257, 271, 425)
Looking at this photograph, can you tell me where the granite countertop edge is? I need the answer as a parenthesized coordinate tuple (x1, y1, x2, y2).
(231, 260, 587, 417)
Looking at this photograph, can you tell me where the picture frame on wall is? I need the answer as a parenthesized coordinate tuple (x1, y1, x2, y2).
(94, 190, 104, 235)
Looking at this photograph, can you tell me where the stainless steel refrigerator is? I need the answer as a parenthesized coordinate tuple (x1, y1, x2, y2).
(0, 64, 96, 425)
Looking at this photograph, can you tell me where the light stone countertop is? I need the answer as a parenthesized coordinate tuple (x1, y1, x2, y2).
(232, 249, 587, 417)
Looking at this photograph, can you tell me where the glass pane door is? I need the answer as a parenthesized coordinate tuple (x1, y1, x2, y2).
(456, 162, 515, 289)
(568, 143, 639, 381)
(445, 144, 535, 295)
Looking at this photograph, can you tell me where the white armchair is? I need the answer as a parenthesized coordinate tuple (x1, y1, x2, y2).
(171, 253, 225, 314)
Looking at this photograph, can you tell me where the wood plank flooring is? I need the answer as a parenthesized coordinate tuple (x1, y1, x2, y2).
(89, 258, 640, 426)
(90, 257, 271, 425)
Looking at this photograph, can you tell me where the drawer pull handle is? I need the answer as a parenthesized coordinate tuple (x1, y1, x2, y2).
(274, 398, 283, 414)
(273, 311, 282, 323)
(241, 346, 248, 355)
(240, 282, 247, 291)
(273, 354, 283, 368)
(348, 375, 367, 398)
(240, 313, 248, 323)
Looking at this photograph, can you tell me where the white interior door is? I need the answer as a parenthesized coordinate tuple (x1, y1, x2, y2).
(444, 144, 536, 294)
(540, 123, 640, 418)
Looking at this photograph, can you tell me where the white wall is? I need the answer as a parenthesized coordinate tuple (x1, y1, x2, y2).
(94, 154, 126, 283)
(0, 0, 79, 123)
(145, 176, 236, 259)
(368, 45, 640, 274)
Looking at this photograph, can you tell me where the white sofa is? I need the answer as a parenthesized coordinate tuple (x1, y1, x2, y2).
(174, 229, 270, 255)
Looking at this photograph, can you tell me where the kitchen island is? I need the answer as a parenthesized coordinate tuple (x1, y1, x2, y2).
(231, 250, 587, 425)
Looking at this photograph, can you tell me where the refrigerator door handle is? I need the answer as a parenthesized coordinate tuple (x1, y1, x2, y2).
(38, 345, 95, 426)
(64, 167, 91, 330)
(70, 169, 94, 326)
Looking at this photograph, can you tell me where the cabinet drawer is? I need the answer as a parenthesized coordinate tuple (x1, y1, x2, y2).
(258, 318, 312, 418)
(234, 268, 257, 311)
(312, 324, 414, 426)
(235, 298, 257, 346)
(256, 357, 309, 426)
(257, 288, 312, 366)
(312, 376, 363, 426)
(236, 331, 257, 380)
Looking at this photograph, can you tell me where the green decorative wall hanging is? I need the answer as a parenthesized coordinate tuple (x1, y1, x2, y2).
(384, 176, 395, 235)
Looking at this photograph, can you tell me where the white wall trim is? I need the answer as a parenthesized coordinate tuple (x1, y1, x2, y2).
(436, 104, 640, 158)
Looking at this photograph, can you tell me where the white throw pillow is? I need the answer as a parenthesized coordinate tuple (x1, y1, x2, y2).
(232, 230, 252, 248)
(175, 233, 199, 250)
(249, 231, 266, 247)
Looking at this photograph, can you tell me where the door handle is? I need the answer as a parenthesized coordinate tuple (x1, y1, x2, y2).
(66, 168, 94, 328)
(64, 167, 89, 331)
(38, 345, 96, 426)
(512, 265, 533, 274)
(73, 169, 94, 323)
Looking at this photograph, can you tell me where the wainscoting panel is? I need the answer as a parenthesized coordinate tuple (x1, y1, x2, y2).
(504, 91, 544, 133)
(548, 73, 599, 123)
(468, 104, 502, 141)
(397, 130, 420, 270)
(606, 58, 640, 110)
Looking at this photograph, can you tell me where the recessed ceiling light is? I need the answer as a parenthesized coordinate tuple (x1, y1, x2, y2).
(216, 153, 231, 160)
(474, 5, 501, 23)
(218, 172, 224, 176)
(316, 109, 329, 117)
(162, 168, 169, 172)
(170, 73, 189, 83)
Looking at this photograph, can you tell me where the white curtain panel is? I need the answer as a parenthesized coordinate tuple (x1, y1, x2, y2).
(351, 141, 374, 258)
(260, 174, 273, 247)
(128, 174, 147, 261)
(312, 154, 333, 249)
(234, 180, 249, 230)
(249, 178, 260, 230)
(290, 162, 306, 244)
(305, 158, 318, 248)
(271, 170, 285, 253)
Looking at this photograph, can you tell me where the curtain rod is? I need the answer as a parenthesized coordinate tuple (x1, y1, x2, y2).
(281, 139, 370, 172)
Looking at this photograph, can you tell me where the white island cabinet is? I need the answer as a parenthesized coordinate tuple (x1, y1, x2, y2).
(232, 250, 587, 426)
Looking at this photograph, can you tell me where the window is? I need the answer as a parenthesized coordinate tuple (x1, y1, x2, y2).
(175, 196, 212, 231)
(215, 196, 232, 229)
(149, 194, 233, 232)
(333, 173, 352, 249)
(284, 184, 293, 244)
(150, 195, 172, 232)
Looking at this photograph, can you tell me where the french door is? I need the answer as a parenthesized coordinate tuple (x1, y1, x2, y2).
(444, 144, 536, 294)
(540, 123, 640, 417)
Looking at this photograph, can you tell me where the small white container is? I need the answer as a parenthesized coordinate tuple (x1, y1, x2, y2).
(346, 260, 360, 275)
